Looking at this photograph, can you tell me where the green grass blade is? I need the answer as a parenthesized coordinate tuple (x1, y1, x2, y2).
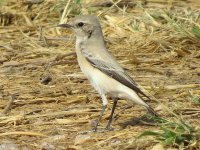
(192, 26, 200, 38)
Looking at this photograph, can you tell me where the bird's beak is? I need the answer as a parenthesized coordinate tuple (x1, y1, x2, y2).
(57, 23, 73, 28)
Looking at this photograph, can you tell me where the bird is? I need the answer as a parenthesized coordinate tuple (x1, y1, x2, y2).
(58, 15, 158, 131)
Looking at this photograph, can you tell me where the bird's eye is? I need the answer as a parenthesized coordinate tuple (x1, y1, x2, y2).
(77, 22, 84, 27)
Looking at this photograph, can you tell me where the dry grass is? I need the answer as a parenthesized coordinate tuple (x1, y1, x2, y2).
(0, 0, 200, 149)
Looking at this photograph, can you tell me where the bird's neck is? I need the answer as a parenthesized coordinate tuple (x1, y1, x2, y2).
(76, 32, 105, 51)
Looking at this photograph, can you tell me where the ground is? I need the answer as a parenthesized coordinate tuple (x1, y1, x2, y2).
(0, 0, 200, 150)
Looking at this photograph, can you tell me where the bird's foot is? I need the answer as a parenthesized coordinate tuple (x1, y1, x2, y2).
(105, 126, 114, 131)
(78, 127, 115, 134)
(105, 124, 114, 131)
(94, 127, 115, 133)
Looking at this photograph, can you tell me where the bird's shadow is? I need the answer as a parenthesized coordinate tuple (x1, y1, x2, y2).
(119, 114, 159, 128)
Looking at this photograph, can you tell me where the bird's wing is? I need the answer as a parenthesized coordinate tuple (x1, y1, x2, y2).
(82, 50, 151, 100)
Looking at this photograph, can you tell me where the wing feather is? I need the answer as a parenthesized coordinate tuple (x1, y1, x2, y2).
(83, 52, 151, 100)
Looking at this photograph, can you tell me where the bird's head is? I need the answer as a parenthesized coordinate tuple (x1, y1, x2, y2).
(58, 15, 102, 39)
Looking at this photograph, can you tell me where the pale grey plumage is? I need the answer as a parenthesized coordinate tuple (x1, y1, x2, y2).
(58, 15, 158, 131)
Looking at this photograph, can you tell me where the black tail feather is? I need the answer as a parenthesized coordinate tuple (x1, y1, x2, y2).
(147, 106, 159, 117)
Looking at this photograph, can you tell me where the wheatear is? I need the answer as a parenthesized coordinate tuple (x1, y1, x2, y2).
(58, 15, 158, 131)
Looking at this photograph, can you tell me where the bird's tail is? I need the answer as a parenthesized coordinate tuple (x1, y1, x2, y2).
(137, 93, 159, 117)
(146, 105, 159, 117)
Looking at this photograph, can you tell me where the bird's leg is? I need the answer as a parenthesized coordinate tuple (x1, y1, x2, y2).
(105, 99, 118, 130)
(93, 104, 107, 131)
(93, 94, 108, 131)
